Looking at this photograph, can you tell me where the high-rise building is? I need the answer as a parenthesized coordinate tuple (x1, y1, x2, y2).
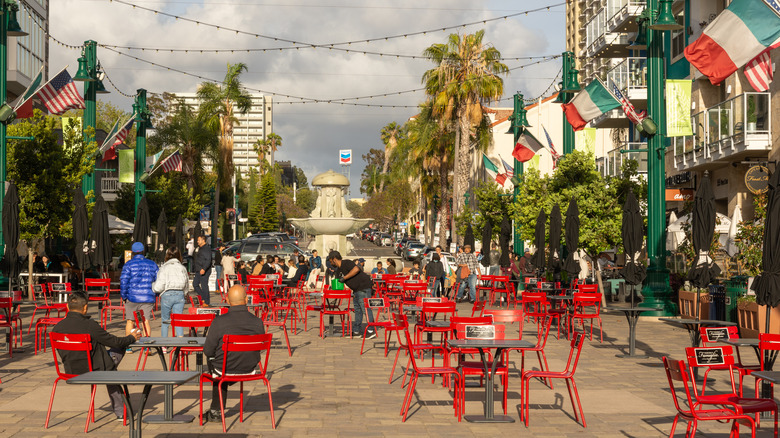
(169, 92, 273, 176)
(9, 0, 48, 100)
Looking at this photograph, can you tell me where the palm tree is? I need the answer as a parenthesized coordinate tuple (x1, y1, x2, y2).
(422, 30, 508, 244)
(196, 63, 252, 239)
(255, 132, 282, 172)
(379, 122, 402, 191)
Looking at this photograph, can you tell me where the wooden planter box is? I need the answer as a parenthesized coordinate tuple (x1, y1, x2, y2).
(678, 290, 710, 320)
(737, 301, 780, 338)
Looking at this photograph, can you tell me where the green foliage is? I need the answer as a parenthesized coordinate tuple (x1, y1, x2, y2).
(454, 182, 511, 238)
(360, 180, 417, 229)
(736, 194, 766, 276)
(346, 200, 363, 218)
(250, 173, 278, 232)
(607, 159, 648, 209)
(295, 188, 316, 214)
(511, 150, 622, 259)
(360, 148, 384, 195)
(7, 111, 97, 240)
(276, 193, 307, 220)
(113, 174, 201, 227)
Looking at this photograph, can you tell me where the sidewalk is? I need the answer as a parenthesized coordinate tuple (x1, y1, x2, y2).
(0, 300, 762, 437)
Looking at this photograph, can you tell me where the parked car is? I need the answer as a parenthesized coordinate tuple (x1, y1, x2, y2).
(380, 234, 393, 246)
(235, 240, 310, 263)
(395, 237, 416, 255)
(404, 242, 426, 261)
(398, 239, 420, 256)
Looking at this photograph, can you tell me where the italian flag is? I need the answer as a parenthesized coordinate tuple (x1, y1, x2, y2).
(512, 131, 544, 163)
(561, 78, 621, 131)
(685, 0, 780, 86)
(483, 153, 506, 185)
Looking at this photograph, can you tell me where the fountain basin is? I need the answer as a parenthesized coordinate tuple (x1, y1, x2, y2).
(288, 217, 372, 235)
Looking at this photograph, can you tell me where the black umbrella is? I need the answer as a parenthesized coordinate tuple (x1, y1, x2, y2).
(72, 188, 90, 286)
(463, 223, 475, 250)
(90, 195, 112, 270)
(2, 182, 19, 293)
(621, 191, 646, 307)
(480, 219, 492, 268)
(687, 175, 720, 319)
(548, 204, 562, 273)
(754, 169, 780, 332)
(563, 198, 580, 277)
(194, 220, 203, 241)
(175, 215, 184, 256)
(156, 208, 167, 262)
(499, 214, 511, 268)
(532, 209, 546, 276)
(133, 195, 152, 252)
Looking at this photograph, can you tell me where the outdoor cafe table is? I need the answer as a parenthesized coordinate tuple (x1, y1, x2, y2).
(67, 370, 199, 438)
(447, 339, 534, 423)
(136, 337, 205, 423)
(606, 306, 662, 357)
(658, 318, 737, 348)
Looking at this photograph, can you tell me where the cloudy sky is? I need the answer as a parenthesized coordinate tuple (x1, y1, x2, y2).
(50, 0, 565, 194)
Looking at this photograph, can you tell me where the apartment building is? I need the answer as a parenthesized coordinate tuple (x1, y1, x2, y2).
(9, 0, 48, 100)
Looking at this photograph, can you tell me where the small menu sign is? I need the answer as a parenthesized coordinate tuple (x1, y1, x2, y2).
(421, 297, 442, 303)
(705, 327, 729, 342)
(465, 325, 496, 340)
(694, 348, 725, 366)
(51, 283, 67, 291)
(33, 284, 43, 293)
(227, 275, 238, 281)
(196, 308, 221, 315)
(368, 298, 384, 308)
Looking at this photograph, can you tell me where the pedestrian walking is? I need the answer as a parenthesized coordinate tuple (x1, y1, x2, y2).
(152, 246, 189, 337)
(192, 235, 212, 306)
(328, 251, 376, 339)
(120, 242, 159, 335)
(455, 244, 480, 303)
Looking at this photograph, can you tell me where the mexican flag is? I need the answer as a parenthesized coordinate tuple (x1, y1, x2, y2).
(483, 153, 506, 185)
(685, 0, 780, 85)
(561, 78, 621, 131)
(512, 130, 545, 163)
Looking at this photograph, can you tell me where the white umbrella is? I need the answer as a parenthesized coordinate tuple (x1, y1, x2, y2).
(108, 214, 134, 235)
(667, 212, 731, 251)
(725, 204, 742, 257)
(666, 211, 679, 252)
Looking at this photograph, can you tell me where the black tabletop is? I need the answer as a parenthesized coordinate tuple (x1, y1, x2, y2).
(548, 295, 574, 301)
(138, 337, 206, 347)
(721, 338, 759, 347)
(425, 320, 451, 328)
(448, 339, 533, 349)
(659, 318, 737, 326)
(67, 370, 199, 386)
(749, 371, 780, 384)
(606, 307, 662, 312)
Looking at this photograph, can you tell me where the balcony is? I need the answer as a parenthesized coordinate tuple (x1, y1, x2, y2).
(599, 142, 648, 178)
(606, 57, 647, 102)
(671, 93, 771, 171)
(101, 176, 122, 201)
(606, 0, 645, 33)
(585, 8, 631, 58)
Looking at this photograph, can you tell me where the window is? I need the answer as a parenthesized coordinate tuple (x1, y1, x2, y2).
(670, 7, 685, 61)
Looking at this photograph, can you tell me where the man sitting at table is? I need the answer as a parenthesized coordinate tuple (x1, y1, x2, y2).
(52, 292, 142, 421)
(202, 285, 265, 423)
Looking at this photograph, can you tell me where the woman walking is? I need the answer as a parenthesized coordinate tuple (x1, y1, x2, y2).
(152, 247, 189, 337)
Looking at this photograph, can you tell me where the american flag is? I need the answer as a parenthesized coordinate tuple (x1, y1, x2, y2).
(542, 125, 560, 169)
(36, 68, 85, 115)
(608, 79, 647, 125)
(113, 118, 135, 146)
(745, 39, 780, 91)
(160, 151, 182, 173)
(499, 155, 514, 178)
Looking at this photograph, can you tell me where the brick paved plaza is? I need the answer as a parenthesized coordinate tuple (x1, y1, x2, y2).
(0, 300, 767, 437)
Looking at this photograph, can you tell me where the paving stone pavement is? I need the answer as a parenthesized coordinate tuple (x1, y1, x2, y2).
(0, 298, 772, 437)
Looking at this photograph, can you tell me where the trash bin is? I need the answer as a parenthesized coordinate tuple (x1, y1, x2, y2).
(708, 285, 726, 321)
(724, 276, 748, 323)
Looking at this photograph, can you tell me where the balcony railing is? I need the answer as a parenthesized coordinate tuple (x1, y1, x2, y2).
(599, 142, 648, 178)
(606, 0, 645, 32)
(585, 7, 630, 57)
(606, 57, 647, 98)
(101, 176, 121, 194)
(672, 92, 771, 170)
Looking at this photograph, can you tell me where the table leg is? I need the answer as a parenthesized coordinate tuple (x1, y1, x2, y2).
(143, 382, 195, 424)
(463, 347, 514, 423)
(155, 346, 168, 371)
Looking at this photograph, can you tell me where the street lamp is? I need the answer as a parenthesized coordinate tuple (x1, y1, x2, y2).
(650, 0, 683, 31)
(464, 192, 470, 207)
(560, 51, 579, 155)
(508, 92, 529, 255)
(0, 0, 28, 280)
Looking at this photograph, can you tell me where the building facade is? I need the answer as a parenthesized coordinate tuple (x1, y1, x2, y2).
(170, 92, 273, 177)
(10, 0, 48, 100)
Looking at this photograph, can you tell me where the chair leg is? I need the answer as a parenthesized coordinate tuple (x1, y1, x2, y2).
(85, 384, 97, 433)
(239, 381, 244, 423)
(282, 325, 292, 357)
(45, 378, 60, 428)
(566, 378, 586, 427)
(402, 374, 419, 422)
(218, 381, 227, 433)
(199, 378, 204, 425)
(360, 325, 368, 354)
(389, 345, 402, 384)
(265, 380, 276, 429)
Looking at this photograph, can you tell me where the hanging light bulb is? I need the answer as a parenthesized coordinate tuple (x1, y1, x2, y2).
(74, 56, 94, 82)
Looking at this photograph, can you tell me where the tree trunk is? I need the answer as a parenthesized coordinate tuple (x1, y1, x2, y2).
(379, 137, 395, 192)
(213, 174, 220, 245)
(27, 245, 34, 301)
(451, 128, 461, 246)
(438, 167, 449, 250)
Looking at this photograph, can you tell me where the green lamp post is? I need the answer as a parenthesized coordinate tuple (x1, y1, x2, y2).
(560, 51, 580, 155)
(74, 40, 98, 199)
(133, 89, 148, 215)
(464, 192, 470, 207)
(508, 92, 529, 255)
(0, 0, 28, 278)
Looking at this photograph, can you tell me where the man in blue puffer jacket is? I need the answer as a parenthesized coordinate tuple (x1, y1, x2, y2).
(121, 242, 159, 336)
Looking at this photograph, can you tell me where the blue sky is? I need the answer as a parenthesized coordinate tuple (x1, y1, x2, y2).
(52, 0, 566, 193)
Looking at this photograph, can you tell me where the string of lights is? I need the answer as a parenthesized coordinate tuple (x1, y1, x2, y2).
(108, 0, 564, 55)
(101, 69, 136, 98)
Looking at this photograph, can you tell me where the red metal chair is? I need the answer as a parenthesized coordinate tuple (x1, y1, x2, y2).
(521, 332, 586, 427)
(470, 300, 487, 317)
(360, 297, 395, 356)
(754, 333, 780, 400)
(46, 332, 98, 433)
(390, 313, 449, 387)
(452, 323, 509, 415)
(568, 292, 603, 342)
(576, 283, 598, 293)
(475, 275, 496, 302)
(261, 303, 292, 357)
(319, 289, 352, 338)
(414, 301, 457, 346)
(170, 312, 217, 370)
(663, 356, 756, 438)
(199, 334, 275, 431)
(488, 276, 514, 307)
(133, 310, 153, 370)
(27, 284, 66, 333)
(520, 292, 548, 337)
(303, 285, 327, 332)
(84, 278, 112, 309)
(399, 327, 462, 422)
(699, 327, 760, 396)
(0, 297, 22, 355)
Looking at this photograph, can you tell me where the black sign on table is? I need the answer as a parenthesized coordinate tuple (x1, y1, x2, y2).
(33, 284, 43, 294)
(367, 298, 384, 308)
(50, 283, 67, 291)
(694, 348, 726, 366)
(421, 297, 442, 303)
(227, 274, 238, 281)
(705, 327, 729, 342)
(465, 325, 495, 340)
(196, 307, 221, 315)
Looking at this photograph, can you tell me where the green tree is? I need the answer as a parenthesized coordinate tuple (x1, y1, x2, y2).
(293, 166, 308, 187)
(113, 173, 200, 227)
(255, 132, 282, 171)
(454, 182, 512, 238)
(251, 173, 279, 232)
(422, 30, 508, 244)
(197, 62, 253, 238)
(346, 200, 363, 218)
(379, 122, 403, 191)
(360, 148, 384, 196)
(512, 150, 622, 260)
(736, 194, 766, 276)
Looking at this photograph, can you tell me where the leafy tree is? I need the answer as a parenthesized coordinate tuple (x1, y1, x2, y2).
(379, 122, 403, 191)
(293, 166, 308, 187)
(295, 187, 316, 214)
(113, 174, 200, 228)
(255, 132, 282, 170)
(422, 30, 508, 244)
(360, 148, 384, 195)
(608, 159, 648, 211)
(346, 200, 363, 217)
(454, 182, 512, 238)
(512, 150, 622, 260)
(359, 180, 416, 230)
(276, 192, 307, 220)
(251, 173, 278, 232)
(736, 194, 766, 276)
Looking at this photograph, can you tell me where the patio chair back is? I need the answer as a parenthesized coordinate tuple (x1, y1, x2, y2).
(759, 333, 780, 371)
(700, 326, 739, 346)
(484, 309, 523, 339)
(172, 313, 217, 337)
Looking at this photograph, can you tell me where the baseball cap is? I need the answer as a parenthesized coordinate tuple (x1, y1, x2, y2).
(357, 258, 365, 263)
(131, 242, 144, 253)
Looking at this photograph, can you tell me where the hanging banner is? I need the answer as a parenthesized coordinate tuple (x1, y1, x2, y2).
(527, 155, 540, 171)
(575, 128, 596, 155)
(118, 149, 135, 183)
(665, 79, 693, 137)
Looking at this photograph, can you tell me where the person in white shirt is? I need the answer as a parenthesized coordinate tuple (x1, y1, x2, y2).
(286, 259, 298, 279)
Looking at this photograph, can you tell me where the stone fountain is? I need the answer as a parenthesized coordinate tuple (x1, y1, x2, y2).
(288, 170, 372, 256)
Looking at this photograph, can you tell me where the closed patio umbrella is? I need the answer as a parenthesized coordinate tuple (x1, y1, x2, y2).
(3, 182, 19, 294)
(72, 188, 90, 287)
(621, 191, 646, 307)
(480, 219, 492, 268)
(463, 223, 475, 250)
(133, 196, 152, 252)
(548, 204, 562, 273)
(532, 209, 546, 277)
(156, 208, 167, 262)
(175, 215, 184, 256)
(194, 220, 203, 241)
(687, 175, 720, 319)
(90, 195, 112, 271)
(499, 214, 511, 268)
(563, 198, 580, 277)
(754, 169, 780, 331)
